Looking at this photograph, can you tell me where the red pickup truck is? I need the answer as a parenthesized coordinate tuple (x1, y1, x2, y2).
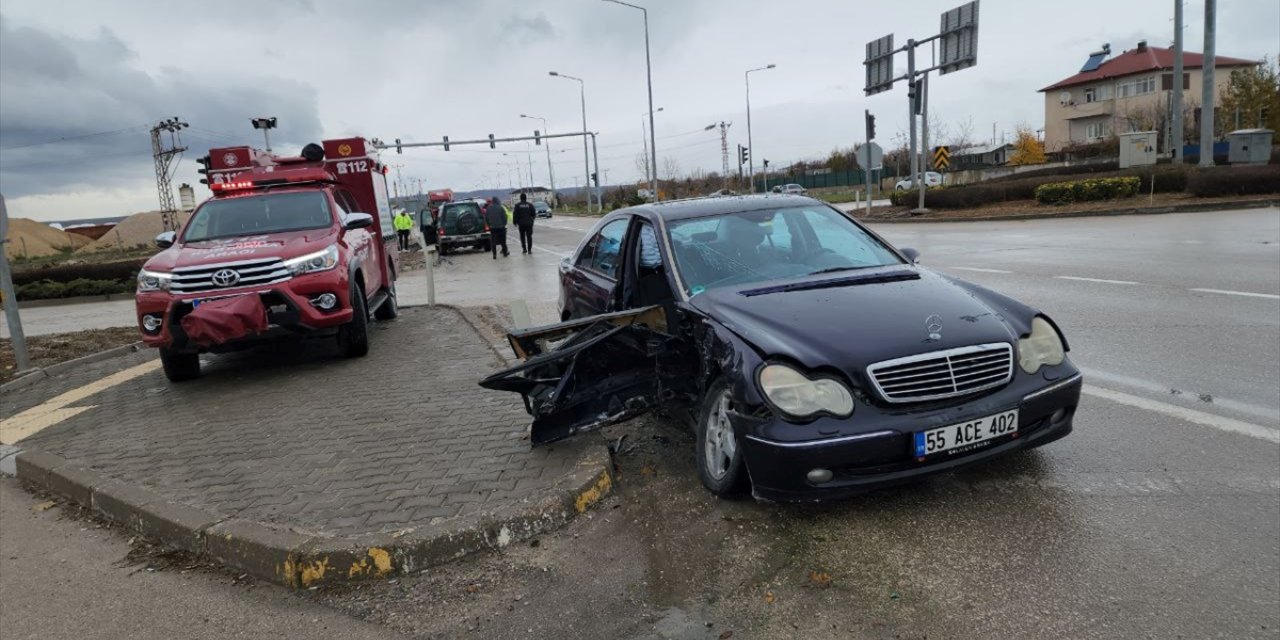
(135, 138, 399, 381)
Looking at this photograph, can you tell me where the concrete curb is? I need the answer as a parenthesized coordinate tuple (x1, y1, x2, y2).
(16, 292, 133, 308)
(14, 444, 615, 589)
(0, 342, 145, 393)
(862, 198, 1280, 224)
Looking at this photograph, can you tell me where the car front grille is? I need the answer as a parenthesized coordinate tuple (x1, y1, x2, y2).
(867, 343, 1014, 403)
(170, 258, 290, 294)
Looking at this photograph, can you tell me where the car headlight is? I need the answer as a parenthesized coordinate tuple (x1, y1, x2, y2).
(1018, 316, 1065, 374)
(136, 269, 172, 292)
(758, 363, 855, 419)
(283, 245, 339, 276)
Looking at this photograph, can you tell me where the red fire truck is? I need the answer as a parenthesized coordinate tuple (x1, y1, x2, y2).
(135, 138, 399, 381)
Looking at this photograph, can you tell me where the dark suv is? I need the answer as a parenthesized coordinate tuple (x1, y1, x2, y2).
(435, 201, 490, 255)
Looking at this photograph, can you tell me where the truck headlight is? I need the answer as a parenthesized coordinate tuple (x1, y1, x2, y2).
(283, 244, 339, 276)
(758, 363, 854, 419)
(1018, 316, 1065, 374)
(137, 269, 172, 292)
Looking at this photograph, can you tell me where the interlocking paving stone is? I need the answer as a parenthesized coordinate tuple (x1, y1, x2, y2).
(7, 306, 592, 536)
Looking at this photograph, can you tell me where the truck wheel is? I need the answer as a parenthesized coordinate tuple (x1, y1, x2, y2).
(694, 378, 749, 498)
(337, 283, 369, 358)
(374, 278, 398, 321)
(160, 348, 200, 382)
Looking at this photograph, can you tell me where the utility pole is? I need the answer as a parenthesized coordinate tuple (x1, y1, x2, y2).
(1198, 0, 1216, 167)
(906, 41, 919, 210)
(920, 71, 930, 213)
(717, 121, 733, 188)
(1172, 0, 1185, 163)
(0, 193, 30, 372)
(150, 117, 188, 232)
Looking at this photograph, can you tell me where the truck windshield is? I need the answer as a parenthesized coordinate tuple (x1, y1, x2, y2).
(184, 192, 334, 242)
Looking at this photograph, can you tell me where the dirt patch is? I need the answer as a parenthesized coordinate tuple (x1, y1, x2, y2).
(1, 327, 139, 383)
(860, 192, 1278, 221)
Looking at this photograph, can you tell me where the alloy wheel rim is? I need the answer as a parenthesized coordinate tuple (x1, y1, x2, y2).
(704, 392, 736, 480)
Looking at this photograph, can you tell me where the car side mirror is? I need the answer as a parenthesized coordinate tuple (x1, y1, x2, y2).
(901, 247, 921, 264)
(344, 213, 374, 231)
(154, 231, 176, 249)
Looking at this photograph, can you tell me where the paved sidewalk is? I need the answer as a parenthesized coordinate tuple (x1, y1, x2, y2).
(3, 305, 612, 586)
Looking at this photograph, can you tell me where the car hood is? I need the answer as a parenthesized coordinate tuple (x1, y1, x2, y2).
(688, 267, 1025, 381)
(144, 229, 337, 271)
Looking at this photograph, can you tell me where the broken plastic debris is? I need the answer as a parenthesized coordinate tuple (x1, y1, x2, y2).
(32, 500, 56, 512)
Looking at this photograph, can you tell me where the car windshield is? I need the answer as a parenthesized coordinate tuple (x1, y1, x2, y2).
(665, 205, 904, 295)
(183, 191, 333, 242)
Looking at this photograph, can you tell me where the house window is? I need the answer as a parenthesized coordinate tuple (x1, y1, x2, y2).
(1117, 76, 1156, 99)
(1084, 85, 1112, 103)
(1085, 121, 1108, 140)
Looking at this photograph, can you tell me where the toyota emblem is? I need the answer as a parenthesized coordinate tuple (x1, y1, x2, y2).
(211, 269, 241, 287)
(925, 314, 943, 340)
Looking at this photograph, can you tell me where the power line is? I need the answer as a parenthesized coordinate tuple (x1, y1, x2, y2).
(0, 124, 150, 151)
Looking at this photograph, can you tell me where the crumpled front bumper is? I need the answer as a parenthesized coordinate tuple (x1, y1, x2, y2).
(736, 371, 1082, 502)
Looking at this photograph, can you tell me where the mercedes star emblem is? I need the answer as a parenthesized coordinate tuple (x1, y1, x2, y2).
(211, 268, 241, 287)
(925, 314, 943, 341)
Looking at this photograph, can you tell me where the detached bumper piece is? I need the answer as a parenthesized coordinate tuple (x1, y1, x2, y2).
(179, 295, 269, 348)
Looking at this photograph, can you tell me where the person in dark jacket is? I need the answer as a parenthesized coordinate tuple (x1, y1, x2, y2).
(512, 193, 537, 254)
(484, 197, 509, 259)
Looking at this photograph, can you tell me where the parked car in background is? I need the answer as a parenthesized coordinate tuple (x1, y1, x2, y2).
(894, 172, 944, 191)
(481, 194, 1080, 501)
(780, 184, 808, 195)
(534, 201, 553, 218)
(436, 200, 490, 255)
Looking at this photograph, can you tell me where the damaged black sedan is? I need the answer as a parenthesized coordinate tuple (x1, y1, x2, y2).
(480, 194, 1082, 501)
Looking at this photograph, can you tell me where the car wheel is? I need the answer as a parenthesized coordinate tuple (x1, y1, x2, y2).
(695, 378, 749, 497)
(159, 347, 200, 382)
(337, 282, 369, 358)
(374, 276, 398, 321)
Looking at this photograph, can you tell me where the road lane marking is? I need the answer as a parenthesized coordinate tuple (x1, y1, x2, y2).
(1083, 384, 1280, 444)
(1189, 288, 1280, 300)
(949, 267, 1013, 274)
(1079, 366, 1280, 424)
(1055, 276, 1143, 285)
(0, 360, 161, 444)
(534, 246, 568, 259)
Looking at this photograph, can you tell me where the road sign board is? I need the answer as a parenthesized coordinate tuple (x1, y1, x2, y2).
(939, 0, 980, 75)
(856, 142, 884, 170)
(863, 34, 895, 96)
(932, 145, 951, 170)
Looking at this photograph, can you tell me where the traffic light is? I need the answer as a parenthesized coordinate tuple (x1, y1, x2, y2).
(591, 172, 599, 185)
(865, 111, 877, 140)
(196, 154, 211, 185)
(442, 135, 450, 151)
(763, 159, 770, 169)
(488, 134, 496, 149)
(534, 130, 541, 146)
(909, 80, 923, 115)
(395, 138, 403, 154)
(738, 144, 749, 166)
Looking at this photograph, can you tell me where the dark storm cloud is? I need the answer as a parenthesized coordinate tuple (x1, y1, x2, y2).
(0, 14, 322, 199)
(502, 13, 559, 38)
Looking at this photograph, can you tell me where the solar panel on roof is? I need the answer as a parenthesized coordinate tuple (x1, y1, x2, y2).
(1080, 53, 1106, 72)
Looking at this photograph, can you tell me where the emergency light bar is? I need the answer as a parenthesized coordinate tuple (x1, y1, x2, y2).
(211, 181, 254, 191)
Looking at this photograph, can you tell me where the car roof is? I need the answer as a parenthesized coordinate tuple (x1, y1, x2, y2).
(620, 193, 823, 221)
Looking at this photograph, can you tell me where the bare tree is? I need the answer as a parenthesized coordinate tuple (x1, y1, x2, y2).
(661, 156, 682, 183)
(634, 152, 652, 184)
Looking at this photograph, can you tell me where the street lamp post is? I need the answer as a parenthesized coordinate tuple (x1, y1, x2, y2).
(602, 0, 658, 202)
(549, 71, 595, 212)
(641, 107, 664, 190)
(520, 114, 557, 205)
(745, 64, 776, 193)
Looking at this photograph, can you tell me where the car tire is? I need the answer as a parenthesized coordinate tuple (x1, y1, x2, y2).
(160, 347, 200, 382)
(337, 282, 369, 358)
(695, 378, 749, 497)
(374, 277, 398, 321)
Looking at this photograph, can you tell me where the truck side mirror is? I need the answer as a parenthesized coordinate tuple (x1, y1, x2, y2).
(344, 213, 374, 231)
(900, 247, 920, 263)
(155, 231, 176, 249)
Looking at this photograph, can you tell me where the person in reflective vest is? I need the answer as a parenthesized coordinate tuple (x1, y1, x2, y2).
(393, 210, 413, 252)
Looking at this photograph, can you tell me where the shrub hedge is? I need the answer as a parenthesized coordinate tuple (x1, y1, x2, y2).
(1034, 177, 1141, 205)
(11, 258, 148, 287)
(16, 278, 135, 301)
(1186, 165, 1280, 197)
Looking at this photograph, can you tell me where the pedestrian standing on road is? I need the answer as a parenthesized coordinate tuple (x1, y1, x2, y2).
(484, 197, 509, 259)
(513, 193, 537, 255)
(393, 209, 413, 252)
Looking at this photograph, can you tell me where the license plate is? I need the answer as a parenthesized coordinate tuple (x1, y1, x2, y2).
(191, 299, 204, 308)
(914, 409, 1019, 458)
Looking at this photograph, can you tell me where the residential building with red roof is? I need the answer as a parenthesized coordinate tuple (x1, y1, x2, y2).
(1039, 40, 1257, 152)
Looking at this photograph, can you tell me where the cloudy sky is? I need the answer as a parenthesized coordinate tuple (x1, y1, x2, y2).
(1, 0, 1276, 221)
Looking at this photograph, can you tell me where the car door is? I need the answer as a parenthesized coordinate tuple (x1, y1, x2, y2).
(571, 217, 630, 317)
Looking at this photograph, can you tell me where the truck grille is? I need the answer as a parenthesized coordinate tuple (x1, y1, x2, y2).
(170, 258, 290, 294)
(866, 343, 1014, 404)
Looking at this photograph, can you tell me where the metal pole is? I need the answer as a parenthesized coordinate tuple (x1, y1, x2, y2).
(578, 82, 593, 211)
(262, 128, 272, 154)
(1198, 0, 1216, 167)
(1172, 0, 1185, 163)
(640, 115, 651, 187)
(918, 71, 929, 211)
(641, 7, 658, 203)
(746, 70, 755, 193)
(0, 193, 31, 372)
(906, 40, 919, 213)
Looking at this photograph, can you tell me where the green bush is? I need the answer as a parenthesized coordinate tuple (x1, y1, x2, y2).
(1186, 165, 1280, 197)
(12, 258, 148, 287)
(1034, 177, 1141, 205)
(15, 278, 134, 301)
(888, 165, 1189, 209)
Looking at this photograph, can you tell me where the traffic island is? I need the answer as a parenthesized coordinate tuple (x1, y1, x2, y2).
(2, 305, 614, 588)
